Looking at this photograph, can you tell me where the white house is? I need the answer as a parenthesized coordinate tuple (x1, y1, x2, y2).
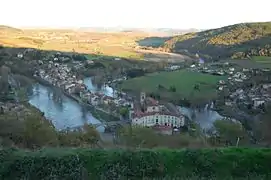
(17, 53, 24, 59)
(252, 98, 265, 108)
(131, 112, 185, 128)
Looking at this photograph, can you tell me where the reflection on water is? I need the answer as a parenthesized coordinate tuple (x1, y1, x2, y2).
(28, 83, 104, 132)
(83, 77, 114, 97)
(179, 106, 223, 130)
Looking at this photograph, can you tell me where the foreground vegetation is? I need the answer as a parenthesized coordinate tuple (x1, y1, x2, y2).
(120, 69, 226, 104)
(139, 22, 271, 61)
(1, 148, 271, 179)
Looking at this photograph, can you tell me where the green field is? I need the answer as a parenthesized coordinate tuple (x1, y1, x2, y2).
(121, 70, 226, 103)
(251, 56, 271, 68)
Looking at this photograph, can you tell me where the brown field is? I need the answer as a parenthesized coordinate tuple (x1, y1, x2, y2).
(0, 27, 191, 62)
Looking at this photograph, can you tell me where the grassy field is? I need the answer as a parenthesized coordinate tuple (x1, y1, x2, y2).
(223, 56, 271, 69)
(0, 26, 190, 62)
(251, 56, 271, 68)
(120, 70, 226, 103)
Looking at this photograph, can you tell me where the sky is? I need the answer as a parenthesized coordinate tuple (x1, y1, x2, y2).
(1, 0, 270, 29)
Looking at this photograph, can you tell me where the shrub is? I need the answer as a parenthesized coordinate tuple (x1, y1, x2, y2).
(0, 148, 271, 179)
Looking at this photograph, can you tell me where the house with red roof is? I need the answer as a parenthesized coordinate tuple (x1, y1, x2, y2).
(129, 92, 185, 134)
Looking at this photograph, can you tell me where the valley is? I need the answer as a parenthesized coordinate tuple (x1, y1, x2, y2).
(0, 21, 271, 179)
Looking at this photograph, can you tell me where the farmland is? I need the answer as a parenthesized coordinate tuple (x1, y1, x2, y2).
(120, 69, 226, 103)
(0, 26, 191, 62)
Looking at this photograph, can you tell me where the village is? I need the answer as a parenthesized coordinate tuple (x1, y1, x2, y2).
(32, 56, 131, 118)
(0, 48, 270, 135)
(186, 59, 271, 113)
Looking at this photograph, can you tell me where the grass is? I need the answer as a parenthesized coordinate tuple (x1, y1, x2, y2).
(225, 56, 271, 69)
(120, 70, 226, 102)
(251, 56, 271, 68)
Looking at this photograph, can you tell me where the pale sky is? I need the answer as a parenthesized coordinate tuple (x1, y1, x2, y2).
(1, 0, 270, 29)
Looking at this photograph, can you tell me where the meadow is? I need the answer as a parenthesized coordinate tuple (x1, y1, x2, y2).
(120, 70, 226, 103)
(251, 56, 271, 68)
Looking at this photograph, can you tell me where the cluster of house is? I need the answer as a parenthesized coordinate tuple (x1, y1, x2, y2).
(225, 83, 271, 109)
(217, 67, 250, 91)
(215, 67, 271, 110)
(187, 60, 271, 111)
(129, 92, 185, 135)
(164, 65, 181, 71)
(34, 60, 131, 111)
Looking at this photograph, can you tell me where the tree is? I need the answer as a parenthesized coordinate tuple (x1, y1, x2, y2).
(58, 130, 84, 147)
(0, 113, 24, 147)
(22, 113, 59, 149)
(117, 125, 208, 149)
(0, 66, 11, 95)
(194, 84, 200, 91)
(254, 104, 271, 146)
(58, 124, 100, 148)
(169, 85, 176, 92)
(119, 107, 129, 118)
(82, 124, 100, 147)
(212, 120, 249, 147)
(117, 126, 160, 148)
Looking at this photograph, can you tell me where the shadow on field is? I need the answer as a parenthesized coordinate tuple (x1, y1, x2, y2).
(136, 37, 172, 48)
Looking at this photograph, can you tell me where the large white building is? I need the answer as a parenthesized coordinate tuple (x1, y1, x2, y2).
(130, 92, 185, 130)
(131, 112, 185, 128)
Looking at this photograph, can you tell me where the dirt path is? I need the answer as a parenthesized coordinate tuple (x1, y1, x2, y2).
(136, 49, 193, 62)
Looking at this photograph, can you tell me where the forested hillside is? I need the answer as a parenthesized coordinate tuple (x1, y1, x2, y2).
(163, 22, 271, 60)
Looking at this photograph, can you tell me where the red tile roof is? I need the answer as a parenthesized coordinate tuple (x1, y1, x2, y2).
(146, 97, 159, 106)
(132, 111, 180, 119)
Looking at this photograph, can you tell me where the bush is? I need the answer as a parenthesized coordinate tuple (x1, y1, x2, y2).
(0, 148, 271, 179)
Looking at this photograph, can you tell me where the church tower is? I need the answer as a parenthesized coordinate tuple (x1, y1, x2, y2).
(140, 92, 146, 105)
(140, 92, 146, 112)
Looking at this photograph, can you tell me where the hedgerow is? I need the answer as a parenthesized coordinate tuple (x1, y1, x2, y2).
(0, 148, 271, 179)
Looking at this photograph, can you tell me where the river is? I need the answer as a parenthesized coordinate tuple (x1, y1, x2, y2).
(83, 77, 114, 97)
(28, 83, 105, 132)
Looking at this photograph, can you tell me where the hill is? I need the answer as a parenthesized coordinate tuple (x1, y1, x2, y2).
(0, 25, 22, 32)
(162, 22, 271, 60)
(0, 25, 190, 62)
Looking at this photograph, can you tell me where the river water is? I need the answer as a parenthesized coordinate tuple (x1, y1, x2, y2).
(83, 77, 114, 97)
(28, 83, 105, 132)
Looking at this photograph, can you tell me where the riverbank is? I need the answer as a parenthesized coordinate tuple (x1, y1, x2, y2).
(32, 76, 120, 122)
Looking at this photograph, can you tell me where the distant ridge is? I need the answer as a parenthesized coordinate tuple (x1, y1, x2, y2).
(0, 25, 22, 32)
(163, 21, 271, 60)
(77, 27, 200, 35)
(0, 25, 200, 36)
